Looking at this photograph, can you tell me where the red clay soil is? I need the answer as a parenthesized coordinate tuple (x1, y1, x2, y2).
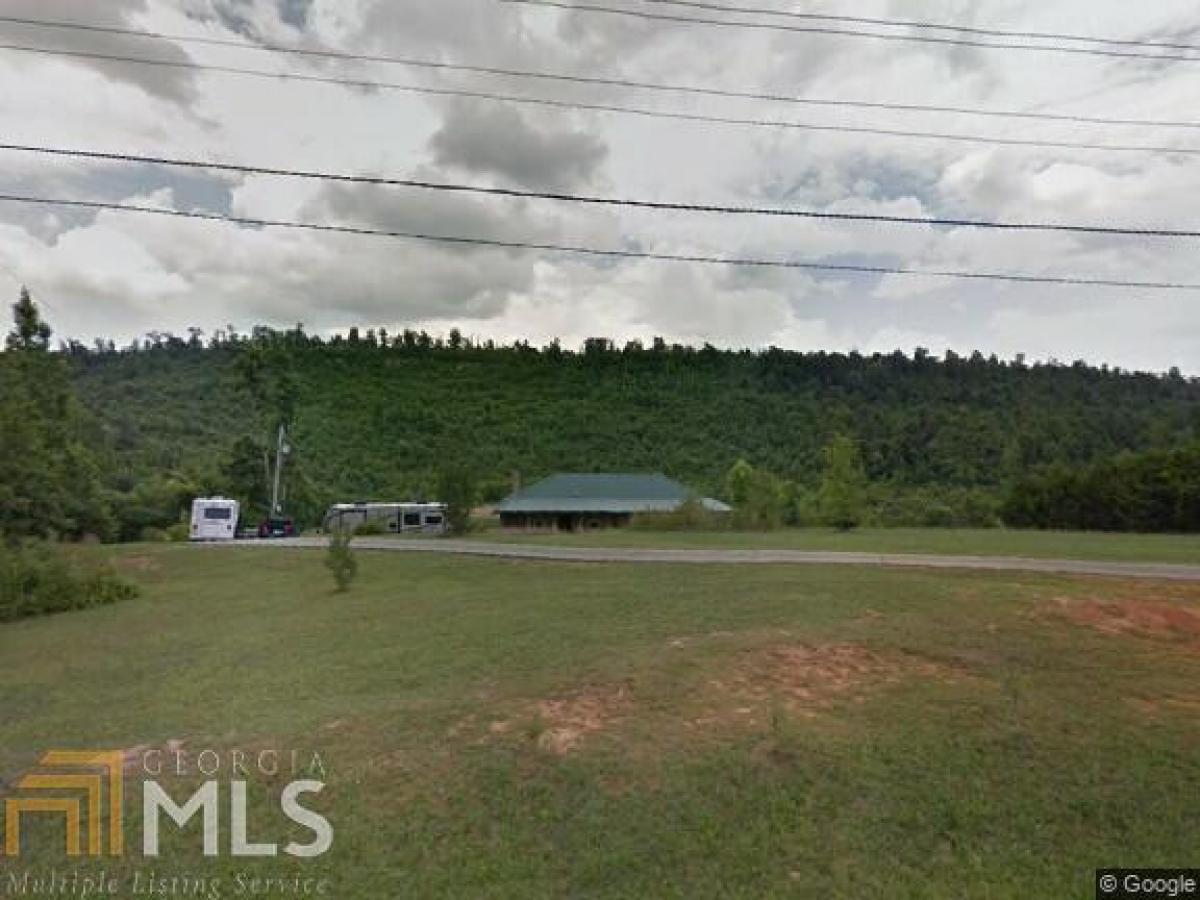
(487, 644, 960, 754)
(1054, 596, 1200, 644)
(485, 683, 635, 756)
(535, 683, 634, 755)
(689, 643, 960, 730)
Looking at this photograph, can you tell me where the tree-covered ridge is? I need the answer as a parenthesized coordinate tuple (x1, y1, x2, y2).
(67, 325, 1200, 531)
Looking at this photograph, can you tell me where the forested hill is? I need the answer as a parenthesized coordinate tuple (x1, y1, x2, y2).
(69, 331, 1200, 527)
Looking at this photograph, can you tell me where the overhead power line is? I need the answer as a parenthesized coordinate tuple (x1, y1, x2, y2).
(636, 0, 1200, 53)
(3, 43, 1199, 158)
(0, 193, 1195, 291)
(500, 0, 1200, 65)
(3, 12, 1199, 129)
(5, 142, 1200, 240)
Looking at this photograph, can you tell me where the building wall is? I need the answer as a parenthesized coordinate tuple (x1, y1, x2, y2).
(500, 512, 632, 531)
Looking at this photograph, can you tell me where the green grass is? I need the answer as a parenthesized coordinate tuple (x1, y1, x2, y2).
(474, 525, 1200, 564)
(2, 544, 1199, 898)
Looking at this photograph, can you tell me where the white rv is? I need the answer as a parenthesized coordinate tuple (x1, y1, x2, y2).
(189, 497, 240, 542)
(322, 502, 447, 536)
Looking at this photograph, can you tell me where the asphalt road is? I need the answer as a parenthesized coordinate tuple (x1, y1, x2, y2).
(230, 536, 1200, 582)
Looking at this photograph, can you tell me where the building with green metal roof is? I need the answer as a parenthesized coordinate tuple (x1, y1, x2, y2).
(496, 473, 731, 531)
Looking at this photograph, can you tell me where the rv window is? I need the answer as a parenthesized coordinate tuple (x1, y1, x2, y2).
(203, 508, 233, 521)
(403, 513, 421, 526)
(425, 515, 444, 526)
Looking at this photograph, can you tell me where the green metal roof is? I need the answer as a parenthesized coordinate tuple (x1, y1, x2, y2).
(496, 473, 732, 514)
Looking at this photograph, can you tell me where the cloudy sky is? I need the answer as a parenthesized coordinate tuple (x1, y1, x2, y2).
(1, 0, 1198, 371)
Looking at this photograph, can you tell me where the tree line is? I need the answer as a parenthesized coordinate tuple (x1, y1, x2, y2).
(3, 290, 1199, 540)
(1003, 444, 1200, 533)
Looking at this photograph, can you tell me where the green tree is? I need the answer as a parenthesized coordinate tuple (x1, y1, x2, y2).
(0, 290, 113, 540)
(724, 459, 787, 530)
(436, 465, 477, 535)
(324, 529, 357, 592)
(818, 434, 868, 531)
(725, 459, 755, 506)
(5, 286, 52, 351)
(220, 435, 271, 516)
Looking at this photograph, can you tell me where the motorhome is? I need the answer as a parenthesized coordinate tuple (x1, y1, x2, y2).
(322, 502, 447, 536)
(189, 497, 240, 542)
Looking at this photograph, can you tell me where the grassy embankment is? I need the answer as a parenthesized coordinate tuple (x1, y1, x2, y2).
(2, 544, 1199, 897)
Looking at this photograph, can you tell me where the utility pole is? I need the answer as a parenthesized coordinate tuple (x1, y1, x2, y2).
(270, 423, 291, 515)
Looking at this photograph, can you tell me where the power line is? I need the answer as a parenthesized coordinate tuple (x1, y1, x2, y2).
(500, 0, 1200, 65)
(1, 192, 1195, 291)
(3, 12, 1199, 129)
(637, 0, 1200, 53)
(6, 142, 1200, 240)
(4, 42, 1199, 158)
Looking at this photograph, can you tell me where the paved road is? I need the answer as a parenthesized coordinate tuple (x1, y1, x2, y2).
(231, 537, 1200, 582)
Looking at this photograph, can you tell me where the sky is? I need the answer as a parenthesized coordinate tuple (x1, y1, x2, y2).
(0, 0, 1198, 372)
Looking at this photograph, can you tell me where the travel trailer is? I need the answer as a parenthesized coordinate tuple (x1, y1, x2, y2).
(322, 502, 447, 535)
(189, 497, 240, 542)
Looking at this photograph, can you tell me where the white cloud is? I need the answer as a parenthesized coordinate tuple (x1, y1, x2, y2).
(0, 0, 1197, 372)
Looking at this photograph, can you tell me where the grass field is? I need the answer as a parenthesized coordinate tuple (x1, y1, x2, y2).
(3, 544, 1200, 897)
(475, 525, 1200, 564)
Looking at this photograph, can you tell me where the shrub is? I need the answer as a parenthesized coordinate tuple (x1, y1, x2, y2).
(0, 541, 138, 622)
(631, 497, 729, 531)
(165, 522, 190, 543)
(324, 530, 358, 593)
(83, 562, 139, 607)
(724, 460, 789, 530)
(1002, 443, 1200, 532)
(353, 517, 386, 536)
(869, 486, 1002, 528)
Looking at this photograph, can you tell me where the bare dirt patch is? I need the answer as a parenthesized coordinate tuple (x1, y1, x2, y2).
(533, 683, 633, 755)
(484, 683, 634, 755)
(1126, 694, 1200, 718)
(1053, 596, 1200, 645)
(691, 643, 959, 729)
(477, 644, 963, 756)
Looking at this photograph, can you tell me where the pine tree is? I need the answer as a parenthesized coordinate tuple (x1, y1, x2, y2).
(5, 287, 52, 352)
(0, 290, 113, 539)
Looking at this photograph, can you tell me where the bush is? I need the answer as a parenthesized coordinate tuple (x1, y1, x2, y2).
(869, 486, 1002, 528)
(324, 530, 358, 593)
(724, 460, 789, 530)
(0, 541, 138, 622)
(631, 497, 729, 531)
(353, 517, 386, 536)
(1002, 443, 1200, 532)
